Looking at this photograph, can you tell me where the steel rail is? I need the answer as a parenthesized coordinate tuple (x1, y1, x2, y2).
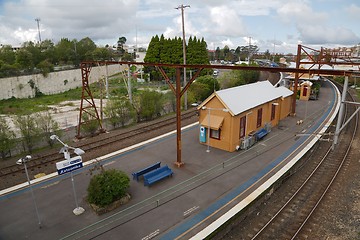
(290, 82, 358, 239)
(0, 110, 197, 179)
(250, 81, 358, 240)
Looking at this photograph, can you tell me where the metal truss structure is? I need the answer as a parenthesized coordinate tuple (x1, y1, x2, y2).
(78, 45, 359, 167)
(293, 45, 360, 147)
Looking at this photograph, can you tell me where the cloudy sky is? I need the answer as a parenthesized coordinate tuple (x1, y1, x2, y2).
(0, 0, 359, 54)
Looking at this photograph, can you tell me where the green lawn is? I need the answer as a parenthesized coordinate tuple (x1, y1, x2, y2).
(0, 87, 83, 115)
(0, 76, 168, 116)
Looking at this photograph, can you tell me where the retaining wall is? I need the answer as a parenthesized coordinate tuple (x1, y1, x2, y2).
(0, 64, 123, 100)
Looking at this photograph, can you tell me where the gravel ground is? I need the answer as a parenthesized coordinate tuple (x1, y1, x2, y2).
(309, 136, 360, 239)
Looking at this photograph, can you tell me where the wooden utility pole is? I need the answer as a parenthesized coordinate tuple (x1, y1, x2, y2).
(176, 4, 190, 110)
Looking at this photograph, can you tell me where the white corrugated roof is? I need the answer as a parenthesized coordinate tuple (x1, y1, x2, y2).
(215, 81, 292, 115)
(276, 86, 293, 98)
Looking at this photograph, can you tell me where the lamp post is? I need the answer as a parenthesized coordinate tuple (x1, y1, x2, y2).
(205, 107, 211, 153)
(16, 155, 42, 228)
(201, 106, 229, 153)
(50, 135, 85, 215)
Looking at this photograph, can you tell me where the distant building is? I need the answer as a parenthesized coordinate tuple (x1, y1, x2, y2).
(0, 44, 21, 51)
(323, 44, 360, 58)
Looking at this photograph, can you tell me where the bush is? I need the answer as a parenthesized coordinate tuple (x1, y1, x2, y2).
(87, 169, 130, 207)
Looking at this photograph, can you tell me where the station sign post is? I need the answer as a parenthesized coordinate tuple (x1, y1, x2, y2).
(56, 156, 83, 175)
(51, 134, 85, 216)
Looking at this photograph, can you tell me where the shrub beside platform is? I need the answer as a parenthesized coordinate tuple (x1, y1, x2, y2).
(89, 193, 131, 215)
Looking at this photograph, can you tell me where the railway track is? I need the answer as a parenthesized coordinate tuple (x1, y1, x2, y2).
(220, 80, 358, 239)
(0, 109, 197, 185)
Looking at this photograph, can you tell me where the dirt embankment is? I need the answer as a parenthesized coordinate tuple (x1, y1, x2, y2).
(259, 71, 281, 85)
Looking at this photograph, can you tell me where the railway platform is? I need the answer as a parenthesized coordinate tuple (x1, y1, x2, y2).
(0, 79, 339, 240)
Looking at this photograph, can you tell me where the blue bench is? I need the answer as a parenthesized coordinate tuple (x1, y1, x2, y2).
(132, 162, 161, 181)
(255, 128, 268, 140)
(143, 165, 173, 186)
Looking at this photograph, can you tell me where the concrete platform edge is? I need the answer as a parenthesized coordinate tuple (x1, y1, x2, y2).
(188, 79, 341, 240)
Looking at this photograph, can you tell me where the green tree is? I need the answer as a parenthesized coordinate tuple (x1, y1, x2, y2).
(0, 45, 16, 64)
(172, 37, 184, 64)
(218, 65, 259, 89)
(87, 169, 130, 207)
(77, 37, 97, 62)
(164, 91, 176, 113)
(14, 115, 41, 153)
(117, 36, 127, 55)
(55, 38, 75, 64)
(200, 37, 210, 64)
(144, 35, 161, 80)
(132, 90, 164, 122)
(121, 52, 134, 62)
(239, 67, 260, 84)
(219, 70, 245, 89)
(92, 47, 113, 61)
(189, 75, 219, 101)
(234, 46, 241, 60)
(22, 41, 42, 67)
(16, 48, 34, 71)
(0, 60, 19, 78)
(37, 59, 54, 77)
(104, 97, 135, 128)
(35, 111, 60, 147)
(215, 47, 221, 60)
(39, 39, 56, 64)
(81, 109, 100, 136)
(0, 117, 15, 159)
(139, 90, 164, 121)
(264, 49, 271, 59)
(223, 45, 230, 61)
(189, 81, 210, 102)
(196, 75, 219, 91)
(144, 35, 160, 63)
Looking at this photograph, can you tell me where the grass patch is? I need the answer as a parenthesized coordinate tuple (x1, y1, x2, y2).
(0, 76, 141, 115)
(0, 87, 82, 115)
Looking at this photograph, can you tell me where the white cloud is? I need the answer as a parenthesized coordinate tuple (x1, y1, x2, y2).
(298, 25, 360, 45)
(221, 39, 234, 48)
(345, 4, 360, 19)
(206, 5, 248, 37)
(13, 27, 38, 44)
(163, 27, 176, 39)
(277, 1, 328, 24)
(1, 0, 139, 45)
(0, 0, 359, 54)
(229, 0, 281, 16)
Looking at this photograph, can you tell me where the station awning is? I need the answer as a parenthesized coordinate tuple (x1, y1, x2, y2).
(200, 115, 224, 130)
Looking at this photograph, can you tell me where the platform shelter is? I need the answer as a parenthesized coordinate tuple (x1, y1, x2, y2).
(197, 80, 293, 152)
(299, 80, 313, 101)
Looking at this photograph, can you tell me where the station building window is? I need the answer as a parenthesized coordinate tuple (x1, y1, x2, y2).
(257, 108, 263, 128)
(271, 104, 276, 121)
(303, 86, 308, 97)
(239, 116, 246, 138)
(210, 128, 221, 140)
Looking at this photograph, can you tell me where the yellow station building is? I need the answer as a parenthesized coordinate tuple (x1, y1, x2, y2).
(197, 80, 293, 152)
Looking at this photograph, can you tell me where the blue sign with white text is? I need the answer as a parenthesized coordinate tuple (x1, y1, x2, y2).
(57, 162, 83, 175)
